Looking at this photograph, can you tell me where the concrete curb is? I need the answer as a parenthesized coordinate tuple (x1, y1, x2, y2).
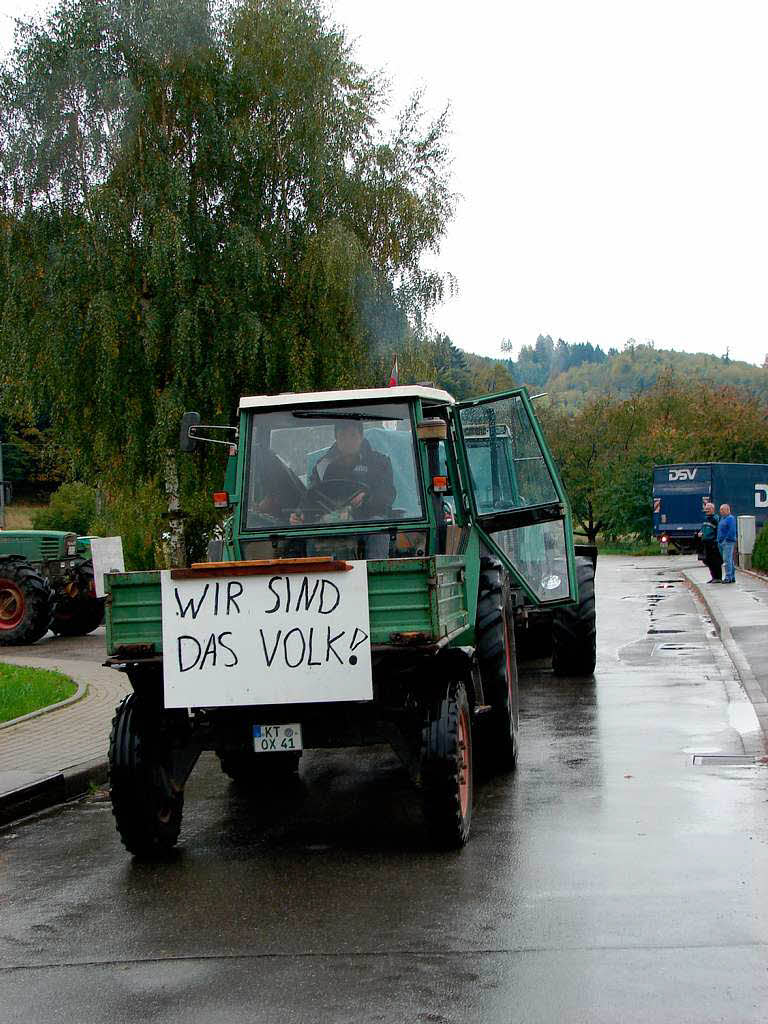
(683, 569, 768, 753)
(0, 677, 88, 732)
(0, 757, 108, 827)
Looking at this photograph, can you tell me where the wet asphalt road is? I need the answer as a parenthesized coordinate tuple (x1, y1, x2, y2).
(1, 556, 767, 1023)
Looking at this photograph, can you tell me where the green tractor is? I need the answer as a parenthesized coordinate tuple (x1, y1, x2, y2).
(103, 385, 596, 855)
(0, 531, 105, 645)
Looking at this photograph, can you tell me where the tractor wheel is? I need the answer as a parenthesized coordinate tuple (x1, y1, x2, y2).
(421, 681, 473, 848)
(476, 557, 519, 772)
(52, 598, 104, 636)
(0, 558, 54, 646)
(515, 614, 553, 659)
(216, 750, 302, 785)
(51, 559, 104, 636)
(108, 693, 185, 857)
(552, 557, 597, 677)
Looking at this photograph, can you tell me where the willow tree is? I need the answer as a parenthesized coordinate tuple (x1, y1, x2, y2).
(0, 0, 454, 563)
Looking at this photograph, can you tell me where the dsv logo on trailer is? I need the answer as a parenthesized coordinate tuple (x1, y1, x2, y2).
(756, 484, 768, 508)
(668, 468, 698, 481)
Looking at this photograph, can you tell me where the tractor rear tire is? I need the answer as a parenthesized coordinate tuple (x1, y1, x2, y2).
(476, 557, 519, 772)
(552, 557, 597, 677)
(109, 693, 185, 857)
(0, 557, 55, 646)
(217, 750, 302, 785)
(52, 559, 104, 636)
(421, 681, 473, 848)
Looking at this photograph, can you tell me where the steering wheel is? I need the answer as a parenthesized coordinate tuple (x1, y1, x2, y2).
(307, 479, 371, 515)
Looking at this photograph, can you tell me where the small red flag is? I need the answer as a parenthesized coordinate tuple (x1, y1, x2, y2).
(388, 355, 399, 387)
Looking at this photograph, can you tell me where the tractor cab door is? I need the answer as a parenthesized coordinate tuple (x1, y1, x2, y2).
(455, 389, 576, 606)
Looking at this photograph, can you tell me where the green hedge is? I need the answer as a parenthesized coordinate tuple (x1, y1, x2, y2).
(31, 482, 100, 535)
(753, 524, 768, 571)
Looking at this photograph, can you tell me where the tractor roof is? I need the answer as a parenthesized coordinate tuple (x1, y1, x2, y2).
(239, 385, 455, 411)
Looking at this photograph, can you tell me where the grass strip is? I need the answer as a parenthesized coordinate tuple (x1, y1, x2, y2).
(0, 664, 78, 724)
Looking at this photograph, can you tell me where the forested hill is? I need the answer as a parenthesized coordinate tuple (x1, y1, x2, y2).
(543, 345, 766, 408)
(476, 335, 767, 407)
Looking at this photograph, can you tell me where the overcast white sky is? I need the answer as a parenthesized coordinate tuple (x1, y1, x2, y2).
(3, 0, 767, 367)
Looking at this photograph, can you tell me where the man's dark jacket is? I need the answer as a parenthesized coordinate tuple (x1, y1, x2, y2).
(309, 439, 395, 517)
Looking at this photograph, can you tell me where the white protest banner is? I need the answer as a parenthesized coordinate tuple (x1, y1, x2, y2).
(160, 562, 372, 708)
(90, 537, 126, 598)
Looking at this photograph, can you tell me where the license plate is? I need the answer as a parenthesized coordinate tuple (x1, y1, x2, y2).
(252, 723, 303, 753)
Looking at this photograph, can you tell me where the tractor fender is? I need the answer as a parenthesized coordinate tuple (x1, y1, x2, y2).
(432, 646, 483, 709)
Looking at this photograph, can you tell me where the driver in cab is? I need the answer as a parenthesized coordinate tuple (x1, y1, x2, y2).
(290, 420, 395, 524)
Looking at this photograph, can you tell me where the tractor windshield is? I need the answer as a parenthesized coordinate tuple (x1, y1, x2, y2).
(243, 402, 425, 533)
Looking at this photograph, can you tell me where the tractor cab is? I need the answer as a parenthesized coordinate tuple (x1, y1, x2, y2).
(196, 384, 576, 610)
(233, 387, 436, 564)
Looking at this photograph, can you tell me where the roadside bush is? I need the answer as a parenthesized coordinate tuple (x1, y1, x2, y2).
(752, 524, 768, 571)
(180, 491, 227, 566)
(31, 483, 99, 535)
(91, 484, 165, 571)
(88, 480, 225, 571)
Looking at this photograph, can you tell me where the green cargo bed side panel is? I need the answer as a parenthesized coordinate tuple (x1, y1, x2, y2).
(106, 556, 470, 656)
(106, 571, 163, 655)
(366, 556, 468, 644)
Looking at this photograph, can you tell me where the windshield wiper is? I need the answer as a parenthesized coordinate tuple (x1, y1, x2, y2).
(291, 411, 401, 422)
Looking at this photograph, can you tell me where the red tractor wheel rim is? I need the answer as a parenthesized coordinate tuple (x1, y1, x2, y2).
(0, 579, 24, 629)
(457, 707, 470, 819)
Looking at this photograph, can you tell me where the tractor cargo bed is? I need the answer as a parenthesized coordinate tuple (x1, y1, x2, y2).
(105, 555, 469, 659)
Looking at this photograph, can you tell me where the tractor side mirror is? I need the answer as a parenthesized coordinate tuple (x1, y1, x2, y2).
(180, 411, 201, 453)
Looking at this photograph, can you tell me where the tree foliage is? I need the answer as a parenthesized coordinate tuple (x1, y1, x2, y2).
(547, 343, 768, 409)
(0, 0, 455, 562)
(502, 334, 609, 390)
(540, 375, 768, 542)
(752, 523, 768, 572)
(31, 481, 100, 534)
(431, 334, 517, 400)
(499, 337, 768, 408)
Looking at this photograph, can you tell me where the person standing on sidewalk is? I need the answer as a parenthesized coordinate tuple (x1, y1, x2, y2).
(717, 503, 737, 583)
(699, 502, 723, 582)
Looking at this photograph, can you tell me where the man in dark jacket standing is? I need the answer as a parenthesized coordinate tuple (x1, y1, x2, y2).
(699, 502, 723, 583)
(717, 503, 737, 583)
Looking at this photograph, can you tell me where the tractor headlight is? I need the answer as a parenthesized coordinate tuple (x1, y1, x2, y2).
(65, 533, 77, 557)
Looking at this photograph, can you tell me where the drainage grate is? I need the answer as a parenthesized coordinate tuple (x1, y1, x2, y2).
(648, 629, 683, 634)
(692, 754, 759, 767)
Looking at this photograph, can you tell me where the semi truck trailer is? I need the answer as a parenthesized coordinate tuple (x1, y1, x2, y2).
(652, 462, 768, 553)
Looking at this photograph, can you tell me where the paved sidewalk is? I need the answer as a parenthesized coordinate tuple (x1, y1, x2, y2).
(0, 631, 130, 822)
(682, 562, 768, 749)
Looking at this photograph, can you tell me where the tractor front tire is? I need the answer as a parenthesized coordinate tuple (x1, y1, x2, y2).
(476, 558, 520, 772)
(421, 681, 473, 848)
(52, 559, 105, 636)
(552, 557, 597, 677)
(0, 558, 54, 646)
(109, 694, 185, 857)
